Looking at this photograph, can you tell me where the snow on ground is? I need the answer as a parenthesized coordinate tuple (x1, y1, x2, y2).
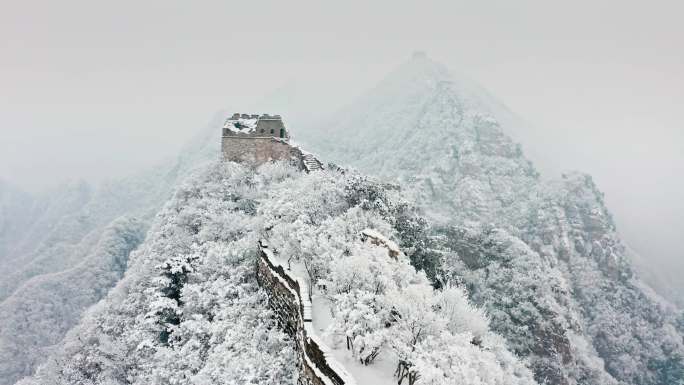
(312, 295, 397, 385)
(223, 117, 258, 133)
(269, 253, 397, 385)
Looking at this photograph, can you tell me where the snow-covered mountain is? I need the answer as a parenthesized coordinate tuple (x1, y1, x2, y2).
(0, 113, 223, 385)
(2, 54, 683, 385)
(294, 54, 684, 385)
(18, 161, 538, 385)
(296, 53, 537, 226)
(0, 179, 36, 263)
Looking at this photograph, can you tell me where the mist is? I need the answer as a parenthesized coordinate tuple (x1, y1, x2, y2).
(1, 0, 682, 295)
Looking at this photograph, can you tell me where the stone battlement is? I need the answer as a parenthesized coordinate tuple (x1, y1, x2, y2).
(229, 113, 282, 120)
(222, 112, 291, 166)
(223, 113, 288, 138)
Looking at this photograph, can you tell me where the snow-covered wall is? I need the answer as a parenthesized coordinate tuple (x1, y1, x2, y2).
(256, 241, 356, 385)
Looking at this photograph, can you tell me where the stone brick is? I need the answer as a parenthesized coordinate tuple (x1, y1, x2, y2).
(222, 136, 305, 168)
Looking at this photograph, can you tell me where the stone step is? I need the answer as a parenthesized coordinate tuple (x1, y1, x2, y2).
(302, 153, 323, 172)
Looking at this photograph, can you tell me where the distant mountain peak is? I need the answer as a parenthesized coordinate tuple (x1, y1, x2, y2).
(296, 55, 684, 385)
(390, 51, 450, 83)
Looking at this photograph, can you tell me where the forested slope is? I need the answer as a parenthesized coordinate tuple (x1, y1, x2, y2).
(298, 54, 684, 385)
(20, 161, 537, 385)
(0, 114, 222, 385)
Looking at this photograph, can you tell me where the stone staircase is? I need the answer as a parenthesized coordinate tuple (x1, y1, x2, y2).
(302, 153, 323, 172)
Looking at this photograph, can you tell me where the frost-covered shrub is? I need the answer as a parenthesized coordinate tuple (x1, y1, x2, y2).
(328, 290, 388, 364)
(22, 162, 298, 385)
(435, 285, 489, 341)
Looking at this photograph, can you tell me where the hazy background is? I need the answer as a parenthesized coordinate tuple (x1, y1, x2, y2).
(1, 0, 682, 293)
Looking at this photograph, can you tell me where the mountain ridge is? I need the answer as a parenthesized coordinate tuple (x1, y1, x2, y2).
(0, 113, 224, 385)
(294, 54, 684, 385)
(2, 55, 682, 384)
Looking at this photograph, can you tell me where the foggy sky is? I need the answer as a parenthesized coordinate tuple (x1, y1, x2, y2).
(1, 1, 682, 284)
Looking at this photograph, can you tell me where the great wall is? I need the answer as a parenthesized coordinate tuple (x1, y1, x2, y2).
(228, 114, 354, 383)
(256, 240, 357, 385)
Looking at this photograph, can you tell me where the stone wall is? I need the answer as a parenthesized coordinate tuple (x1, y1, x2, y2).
(256, 241, 356, 385)
(222, 137, 304, 168)
(255, 118, 287, 138)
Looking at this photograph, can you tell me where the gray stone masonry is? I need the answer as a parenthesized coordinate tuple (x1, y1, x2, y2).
(221, 113, 325, 172)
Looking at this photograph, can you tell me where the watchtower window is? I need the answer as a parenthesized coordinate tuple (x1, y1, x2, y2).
(270, 128, 274, 134)
(280, 128, 285, 138)
(261, 128, 265, 133)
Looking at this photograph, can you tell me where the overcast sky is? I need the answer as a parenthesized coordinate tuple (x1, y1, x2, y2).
(1, 0, 682, 281)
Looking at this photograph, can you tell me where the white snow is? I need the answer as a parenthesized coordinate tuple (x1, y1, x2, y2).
(311, 295, 397, 385)
(326, 348, 398, 385)
(223, 117, 258, 134)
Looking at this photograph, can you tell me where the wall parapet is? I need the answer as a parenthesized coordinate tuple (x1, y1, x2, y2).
(256, 240, 356, 385)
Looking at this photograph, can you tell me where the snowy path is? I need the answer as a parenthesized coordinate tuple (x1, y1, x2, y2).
(312, 295, 397, 385)
(265, 249, 397, 385)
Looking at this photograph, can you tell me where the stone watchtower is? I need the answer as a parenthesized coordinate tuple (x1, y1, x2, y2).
(221, 113, 300, 166)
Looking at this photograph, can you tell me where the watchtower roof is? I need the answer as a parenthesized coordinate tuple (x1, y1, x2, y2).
(223, 115, 258, 134)
(223, 113, 288, 139)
